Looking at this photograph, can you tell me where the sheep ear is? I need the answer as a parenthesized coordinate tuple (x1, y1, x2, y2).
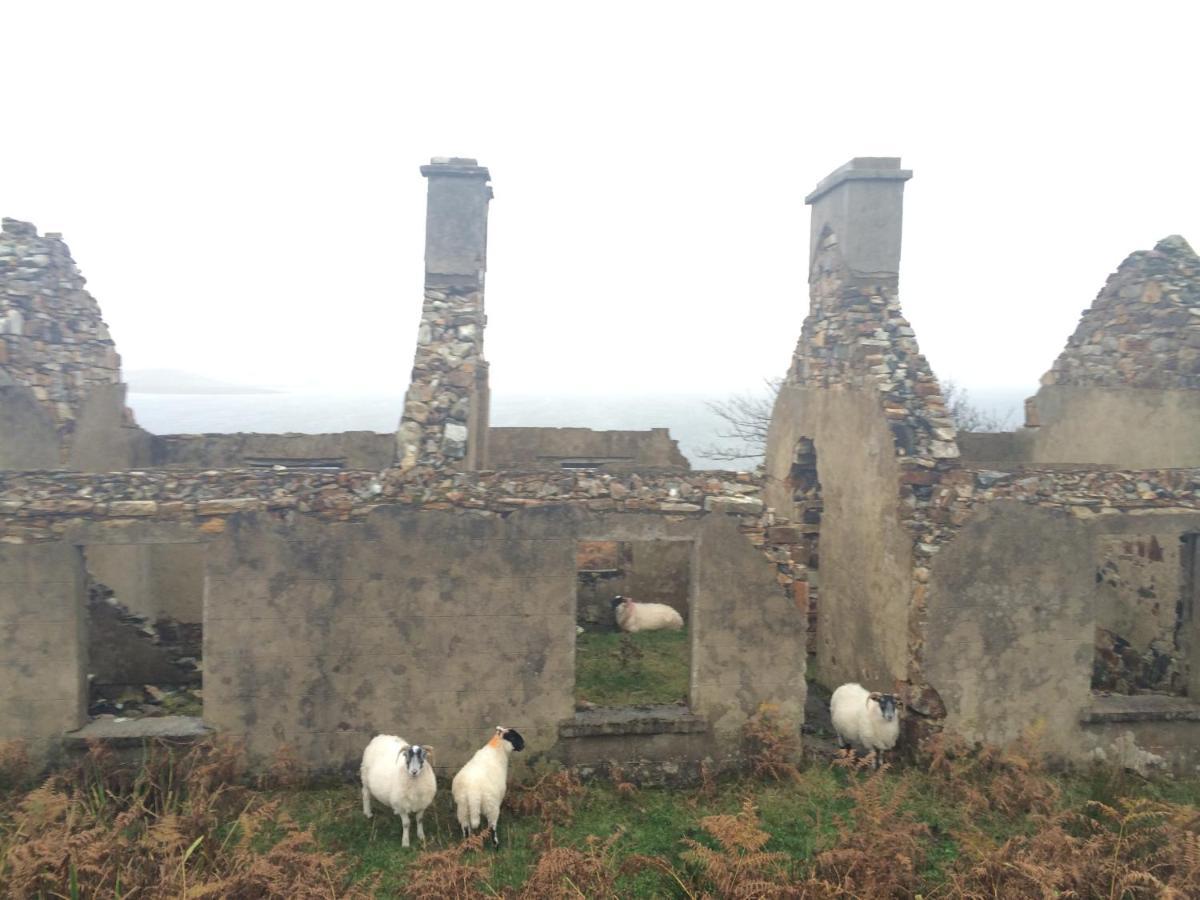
(867, 692, 883, 702)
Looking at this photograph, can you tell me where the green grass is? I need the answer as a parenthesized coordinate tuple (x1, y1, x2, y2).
(270, 765, 1200, 897)
(574, 630, 690, 707)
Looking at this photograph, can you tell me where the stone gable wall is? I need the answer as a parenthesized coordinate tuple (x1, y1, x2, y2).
(1039, 236, 1200, 391)
(0, 219, 128, 445)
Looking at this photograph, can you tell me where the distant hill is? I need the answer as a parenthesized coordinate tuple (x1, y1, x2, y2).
(125, 369, 280, 395)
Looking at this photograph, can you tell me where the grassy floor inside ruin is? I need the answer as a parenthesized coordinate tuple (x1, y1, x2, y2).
(4, 730, 1200, 897)
(574, 629, 690, 707)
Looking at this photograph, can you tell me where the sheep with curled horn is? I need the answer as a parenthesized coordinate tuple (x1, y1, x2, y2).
(829, 682, 905, 769)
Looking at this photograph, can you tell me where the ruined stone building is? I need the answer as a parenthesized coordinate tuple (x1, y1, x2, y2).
(3, 153, 1198, 777)
(766, 158, 1200, 774)
(0, 159, 801, 778)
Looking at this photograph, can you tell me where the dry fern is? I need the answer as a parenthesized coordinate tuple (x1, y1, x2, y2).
(742, 703, 802, 783)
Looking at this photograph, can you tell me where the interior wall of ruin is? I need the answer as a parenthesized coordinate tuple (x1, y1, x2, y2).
(148, 431, 396, 470)
(487, 427, 690, 471)
(766, 385, 912, 690)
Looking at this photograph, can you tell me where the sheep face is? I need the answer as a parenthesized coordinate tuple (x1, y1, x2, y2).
(401, 745, 429, 778)
(868, 692, 900, 722)
(610, 595, 628, 611)
(496, 726, 525, 752)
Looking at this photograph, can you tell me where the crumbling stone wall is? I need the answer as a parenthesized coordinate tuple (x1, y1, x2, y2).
(1020, 236, 1200, 467)
(1038, 236, 1200, 390)
(767, 158, 959, 693)
(0, 219, 137, 466)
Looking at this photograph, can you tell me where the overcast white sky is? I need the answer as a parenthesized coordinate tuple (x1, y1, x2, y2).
(3, 2, 1198, 403)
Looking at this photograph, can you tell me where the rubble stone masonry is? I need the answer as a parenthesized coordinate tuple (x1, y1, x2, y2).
(0, 218, 129, 447)
(1040, 236, 1200, 390)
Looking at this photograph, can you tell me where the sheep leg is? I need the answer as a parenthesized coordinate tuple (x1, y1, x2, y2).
(416, 811, 427, 844)
(487, 814, 500, 848)
(361, 783, 372, 818)
(399, 811, 411, 849)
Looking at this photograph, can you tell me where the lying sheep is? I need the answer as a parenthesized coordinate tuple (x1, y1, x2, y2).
(829, 682, 902, 769)
(611, 594, 684, 633)
(451, 725, 525, 847)
(360, 734, 436, 848)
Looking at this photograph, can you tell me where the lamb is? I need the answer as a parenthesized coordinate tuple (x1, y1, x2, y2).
(829, 682, 902, 769)
(360, 734, 437, 848)
(451, 725, 525, 847)
(611, 594, 684, 633)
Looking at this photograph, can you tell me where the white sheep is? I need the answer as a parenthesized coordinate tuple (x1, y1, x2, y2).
(829, 682, 902, 769)
(611, 594, 684, 633)
(451, 725, 525, 847)
(360, 734, 437, 848)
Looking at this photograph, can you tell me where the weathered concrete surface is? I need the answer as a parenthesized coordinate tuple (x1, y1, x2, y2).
(0, 381, 60, 468)
(805, 157, 911, 277)
(68, 383, 153, 472)
(1024, 385, 1200, 467)
(85, 542, 205, 623)
(64, 714, 212, 744)
(765, 385, 912, 689)
(926, 502, 1200, 772)
(628, 540, 691, 618)
(150, 432, 395, 471)
(0, 542, 87, 761)
(1081, 693, 1200, 775)
(201, 504, 802, 774)
(690, 512, 807, 742)
(925, 501, 1094, 756)
(487, 427, 689, 471)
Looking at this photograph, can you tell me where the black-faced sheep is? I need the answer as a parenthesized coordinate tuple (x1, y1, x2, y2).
(360, 734, 437, 848)
(830, 682, 902, 769)
(451, 725, 525, 847)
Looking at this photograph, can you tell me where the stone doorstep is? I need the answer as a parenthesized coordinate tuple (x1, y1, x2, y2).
(558, 705, 709, 739)
(1080, 693, 1200, 725)
(63, 715, 214, 749)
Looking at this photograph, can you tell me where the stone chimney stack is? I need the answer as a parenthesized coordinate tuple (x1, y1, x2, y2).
(396, 158, 492, 472)
(805, 157, 912, 278)
(421, 157, 492, 289)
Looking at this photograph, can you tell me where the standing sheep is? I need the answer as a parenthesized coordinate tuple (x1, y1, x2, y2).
(451, 725, 525, 847)
(611, 594, 684, 633)
(829, 682, 902, 769)
(360, 734, 437, 848)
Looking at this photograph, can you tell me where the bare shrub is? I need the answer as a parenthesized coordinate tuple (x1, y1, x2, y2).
(505, 767, 586, 827)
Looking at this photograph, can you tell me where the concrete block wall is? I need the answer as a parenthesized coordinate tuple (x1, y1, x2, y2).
(0, 542, 87, 761)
